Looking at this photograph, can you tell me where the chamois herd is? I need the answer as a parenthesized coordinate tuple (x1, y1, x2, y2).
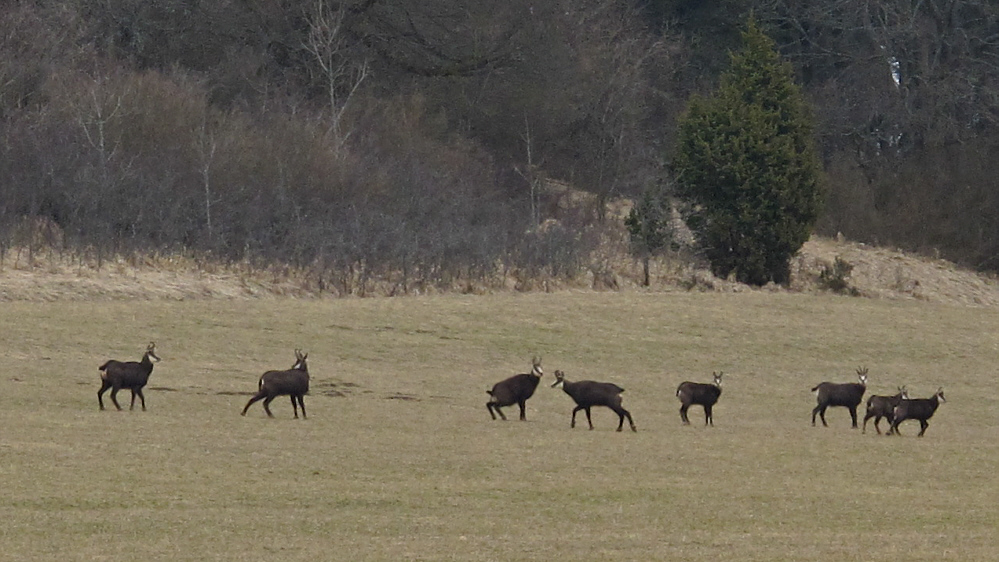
(96, 346, 947, 436)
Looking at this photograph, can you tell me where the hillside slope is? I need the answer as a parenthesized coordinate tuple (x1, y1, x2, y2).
(794, 237, 999, 306)
(1, 236, 997, 305)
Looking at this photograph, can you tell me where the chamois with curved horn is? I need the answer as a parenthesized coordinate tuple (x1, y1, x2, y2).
(241, 349, 310, 419)
(486, 357, 543, 421)
(888, 388, 946, 437)
(862, 385, 908, 434)
(97, 342, 161, 411)
(811, 367, 868, 428)
(551, 370, 636, 432)
(676, 371, 724, 426)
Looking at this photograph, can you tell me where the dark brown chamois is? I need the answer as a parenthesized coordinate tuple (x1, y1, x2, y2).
(97, 342, 161, 411)
(811, 367, 868, 428)
(888, 388, 946, 437)
(862, 385, 908, 434)
(676, 371, 723, 426)
(551, 370, 636, 432)
(486, 357, 543, 421)
(241, 349, 310, 419)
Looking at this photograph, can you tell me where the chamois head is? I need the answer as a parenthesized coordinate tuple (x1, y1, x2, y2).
(145, 342, 161, 363)
(856, 367, 868, 385)
(531, 356, 543, 378)
(292, 348, 308, 370)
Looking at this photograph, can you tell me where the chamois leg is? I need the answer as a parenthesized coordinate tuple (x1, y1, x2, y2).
(97, 381, 112, 410)
(130, 388, 146, 411)
(813, 405, 828, 427)
(109, 387, 124, 411)
(848, 406, 859, 428)
(241, 393, 265, 416)
(487, 403, 506, 421)
(613, 406, 636, 432)
(517, 401, 527, 421)
(296, 395, 307, 419)
(878, 414, 893, 435)
(583, 407, 594, 430)
(680, 404, 691, 425)
(918, 420, 929, 437)
(571, 406, 583, 428)
(262, 396, 276, 417)
(290, 395, 299, 419)
(704, 404, 714, 426)
(887, 420, 901, 436)
(862, 413, 873, 434)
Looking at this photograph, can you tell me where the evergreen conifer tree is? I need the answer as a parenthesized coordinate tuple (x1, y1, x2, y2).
(673, 18, 822, 286)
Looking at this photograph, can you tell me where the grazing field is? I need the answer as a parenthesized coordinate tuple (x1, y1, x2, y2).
(2, 292, 998, 561)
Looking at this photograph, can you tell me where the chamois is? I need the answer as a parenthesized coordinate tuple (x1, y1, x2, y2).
(676, 371, 723, 426)
(241, 349, 310, 419)
(97, 342, 161, 411)
(811, 367, 868, 428)
(862, 386, 908, 434)
(888, 388, 946, 437)
(551, 370, 636, 432)
(486, 357, 543, 421)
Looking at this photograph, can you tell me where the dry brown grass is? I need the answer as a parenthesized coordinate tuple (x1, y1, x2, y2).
(3, 234, 999, 308)
(793, 237, 999, 305)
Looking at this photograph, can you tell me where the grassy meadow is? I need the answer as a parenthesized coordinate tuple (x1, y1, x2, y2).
(1, 291, 998, 561)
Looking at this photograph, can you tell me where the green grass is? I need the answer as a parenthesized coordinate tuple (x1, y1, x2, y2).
(2, 292, 997, 561)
